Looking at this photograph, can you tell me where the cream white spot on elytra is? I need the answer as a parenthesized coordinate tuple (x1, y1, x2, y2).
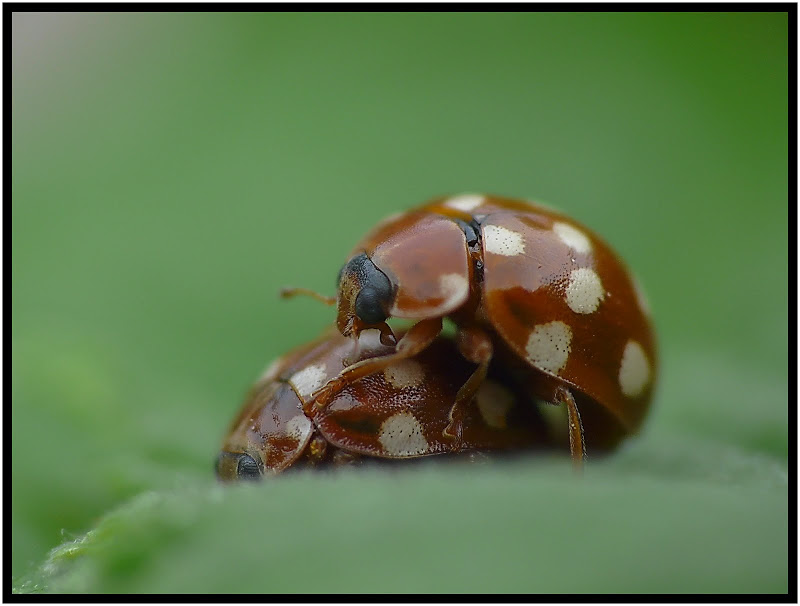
(565, 267, 605, 314)
(619, 340, 651, 397)
(483, 225, 525, 256)
(357, 329, 386, 353)
(378, 412, 429, 456)
(553, 222, 592, 254)
(476, 380, 515, 429)
(258, 356, 283, 383)
(289, 364, 327, 398)
(632, 276, 652, 316)
(285, 415, 311, 441)
(443, 194, 486, 213)
(438, 272, 470, 309)
(526, 321, 572, 375)
(383, 359, 425, 389)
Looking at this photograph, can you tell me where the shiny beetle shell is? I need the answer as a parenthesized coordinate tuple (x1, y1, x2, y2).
(216, 330, 550, 481)
(330, 194, 657, 451)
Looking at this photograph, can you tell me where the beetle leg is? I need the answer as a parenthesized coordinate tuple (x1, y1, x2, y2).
(331, 450, 362, 466)
(443, 326, 493, 449)
(311, 317, 443, 408)
(555, 385, 586, 471)
(305, 434, 328, 465)
(279, 287, 336, 306)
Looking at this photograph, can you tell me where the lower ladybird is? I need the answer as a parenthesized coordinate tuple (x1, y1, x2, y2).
(216, 329, 554, 481)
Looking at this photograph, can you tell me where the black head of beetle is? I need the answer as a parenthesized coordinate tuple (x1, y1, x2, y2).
(215, 451, 262, 482)
(336, 252, 396, 345)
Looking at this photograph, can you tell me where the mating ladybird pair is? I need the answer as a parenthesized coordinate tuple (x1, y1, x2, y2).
(217, 194, 657, 480)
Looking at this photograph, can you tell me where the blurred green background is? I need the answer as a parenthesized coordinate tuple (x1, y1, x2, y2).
(12, 12, 788, 593)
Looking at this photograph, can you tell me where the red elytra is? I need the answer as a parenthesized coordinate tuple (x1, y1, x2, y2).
(283, 194, 658, 465)
(216, 329, 550, 481)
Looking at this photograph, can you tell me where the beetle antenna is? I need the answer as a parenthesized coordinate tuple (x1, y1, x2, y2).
(280, 287, 336, 306)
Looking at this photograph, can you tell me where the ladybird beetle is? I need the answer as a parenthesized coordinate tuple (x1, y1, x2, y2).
(216, 329, 551, 481)
(282, 194, 657, 465)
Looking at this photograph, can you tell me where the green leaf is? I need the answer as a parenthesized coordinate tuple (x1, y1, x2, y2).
(15, 441, 788, 594)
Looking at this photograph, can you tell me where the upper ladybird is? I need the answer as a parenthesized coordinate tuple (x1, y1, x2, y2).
(283, 194, 657, 466)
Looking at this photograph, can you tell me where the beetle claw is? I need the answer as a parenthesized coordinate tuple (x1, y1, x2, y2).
(443, 417, 464, 451)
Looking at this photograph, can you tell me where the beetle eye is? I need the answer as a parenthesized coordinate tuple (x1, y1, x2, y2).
(355, 287, 389, 325)
(236, 453, 261, 480)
